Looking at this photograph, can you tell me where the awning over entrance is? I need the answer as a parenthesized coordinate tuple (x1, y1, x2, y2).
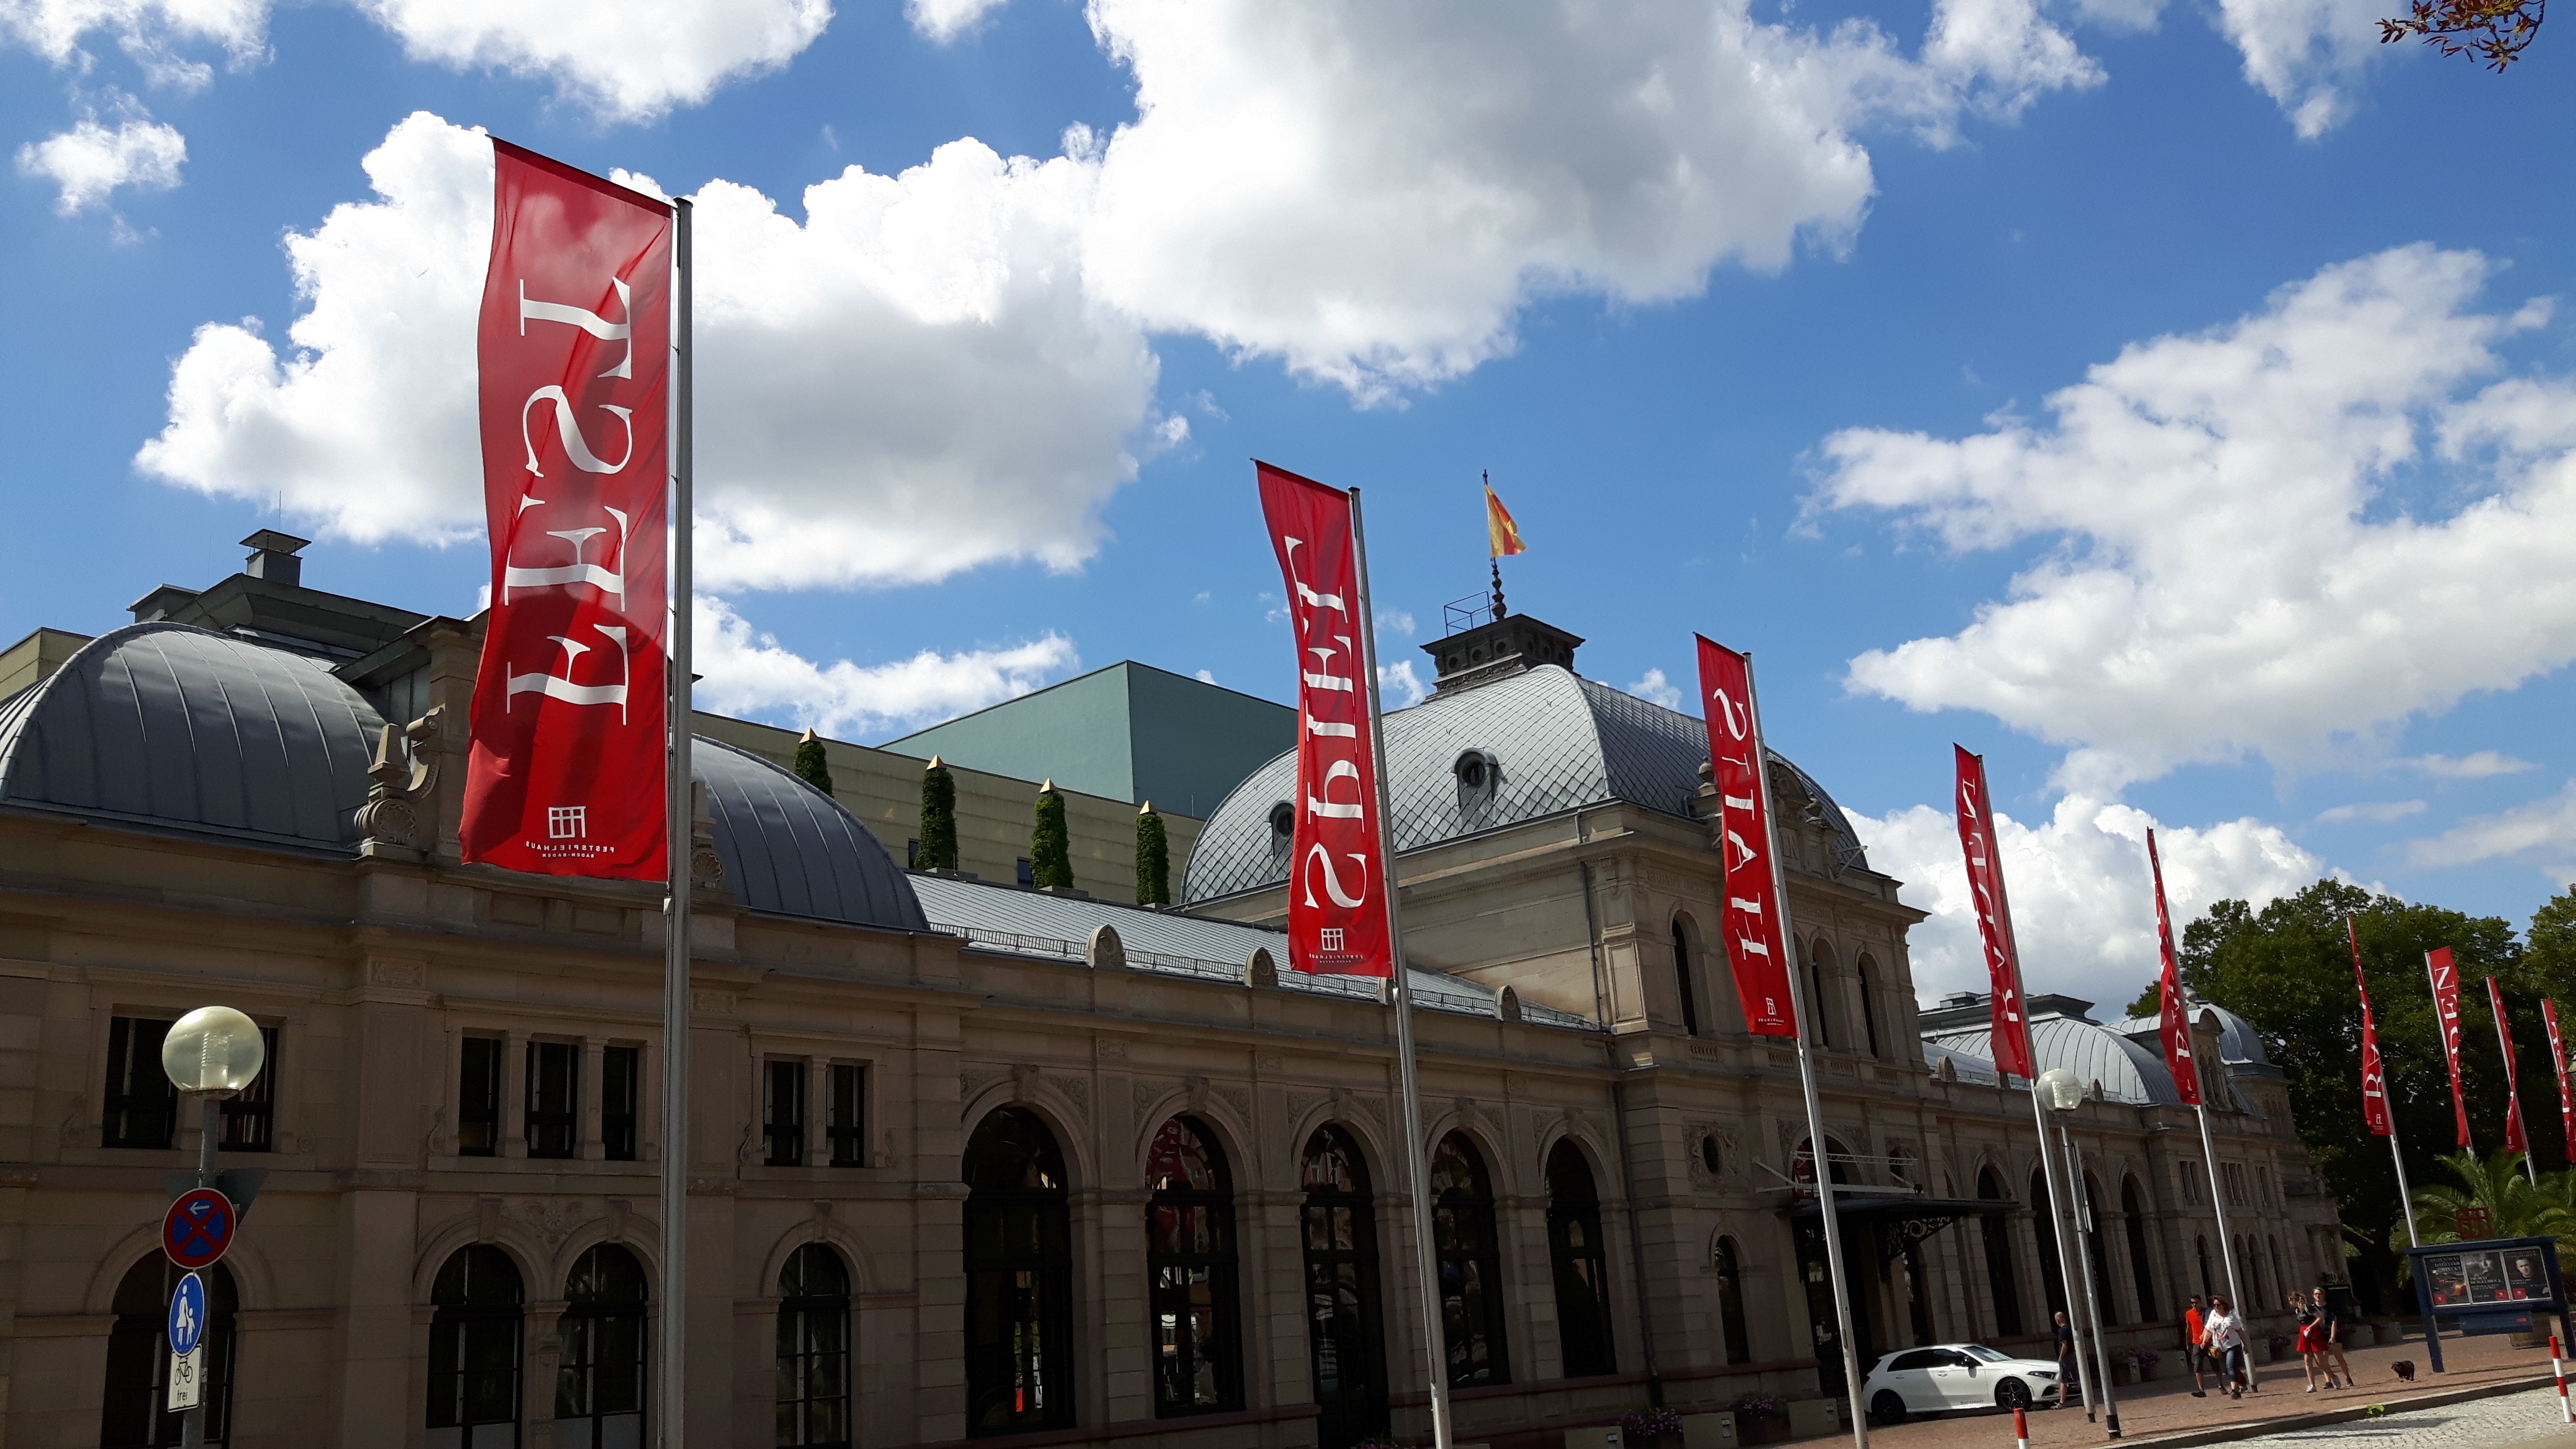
(1780, 1194, 2018, 1268)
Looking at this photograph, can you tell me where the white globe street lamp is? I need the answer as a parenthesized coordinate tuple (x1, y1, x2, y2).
(162, 1006, 266, 1097)
(2037, 1066, 2121, 1436)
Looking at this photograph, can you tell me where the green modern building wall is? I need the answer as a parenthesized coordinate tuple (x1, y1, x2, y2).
(883, 660, 1294, 817)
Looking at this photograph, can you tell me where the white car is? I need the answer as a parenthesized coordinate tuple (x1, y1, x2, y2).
(1860, 1343, 2063, 1422)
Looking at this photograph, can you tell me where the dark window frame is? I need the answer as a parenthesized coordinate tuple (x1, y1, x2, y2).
(1671, 919, 1701, 1038)
(216, 1025, 280, 1152)
(602, 1046, 640, 1163)
(962, 1106, 1074, 1437)
(1543, 1140, 1615, 1377)
(1301, 1125, 1388, 1449)
(1430, 1132, 1510, 1388)
(428, 1245, 523, 1447)
(458, 1037, 503, 1158)
(777, 1244, 853, 1447)
(101, 1257, 238, 1447)
(765, 1060, 807, 1167)
(524, 1041, 579, 1161)
(1714, 1237, 1752, 1365)
(104, 1016, 179, 1150)
(1145, 1115, 1244, 1417)
(555, 1244, 648, 1449)
(827, 1064, 866, 1169)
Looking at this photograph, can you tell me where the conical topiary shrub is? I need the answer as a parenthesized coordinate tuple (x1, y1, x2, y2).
(1135, 801, 1170, 906)
(1030, 780, 1073, 891)
(917, 756, 959, 872)
(793, 727, 833, 795)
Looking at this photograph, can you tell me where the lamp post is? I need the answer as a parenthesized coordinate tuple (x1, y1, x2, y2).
(2038, 1068, 2121, 1438)
(161, 1006, 266, 1449)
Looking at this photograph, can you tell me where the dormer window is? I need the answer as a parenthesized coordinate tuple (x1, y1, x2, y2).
(1268, 801, 1295, 849)
(1454, 750, 1500, 813)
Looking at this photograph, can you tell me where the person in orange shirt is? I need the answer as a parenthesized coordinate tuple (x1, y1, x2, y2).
(2182, 1295, 2210, 1397)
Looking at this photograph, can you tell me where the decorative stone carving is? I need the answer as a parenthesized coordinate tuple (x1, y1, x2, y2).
(354, 707, 444, 854)
(1087, 925, 1125, 969)
(1211, 1083, 1252, 1124)
(688, 780, 726, 891)
(369, 958, 425, 988)
(519, 1198, 580, 1252)
(1246, 948, 1278, 987)
(1041, 1073, 1092, 1133)
(1496, 986, 1522, 1023)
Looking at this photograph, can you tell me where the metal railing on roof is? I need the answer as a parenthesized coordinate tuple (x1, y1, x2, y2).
(928, 918, 1599, 1030)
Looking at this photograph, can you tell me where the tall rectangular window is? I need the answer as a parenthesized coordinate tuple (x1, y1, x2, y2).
(602, 1045, 640, 1162)
(103, 1016, 178, 1149)
(458, 1036, 501, 1157)
(219, 1026, 281, 1152)
(765, 1060, 806, 1167)
(526, 1041, 578, 1160)
(827, 1064, 866, 1168)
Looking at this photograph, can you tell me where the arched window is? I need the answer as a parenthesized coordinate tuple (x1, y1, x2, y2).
(2030, 1168, 2068, 1316)
(1793, 1136, 1853, 1186)
(2196, 1235, 2214, 1298)
(1857, 957, 1883, 1058)
(1545, 1140, 1616, 1376)
(2121, 1177, 2158, 1322)
(1147, 1116, 1243, 1416)
(1713, 1237, 1752, 1364)
(1301, 1125, 1388, 1449)
(1978, 1168, 2022, 1337)
(2269, 1237, 2287, 1305)
(2082, 1172, 2118, 1325)
(556, 1244, 647, 1448)
(964, 1106, 1074, 1436)
(427, 1245, 522, 1449)
(102, 1257, 238, 1448)
(1431, 1132, 1510, 1386)
(1804, 940, 1836, 1048)
(777, 1244, 852, 1448)
(1671, 918, 1701, 1037)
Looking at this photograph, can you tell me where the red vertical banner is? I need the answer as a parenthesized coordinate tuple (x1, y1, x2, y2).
(1952, 747, 2036, 1079)
(2147, 829, 2203, 1107)
(2545, 999, 2574, 1159)
(2428, 948, 2474, 1149)
(1696, 636, 1794, 1037)
(462, 141, 675, 878)
(2488, 977, 2531, 1154)
(2347, 916, 2392, 1136)
(1256, 462, 1394, 978)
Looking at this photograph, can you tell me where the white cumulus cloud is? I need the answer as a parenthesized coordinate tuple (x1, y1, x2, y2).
(1627, 667, 1684, 709)
(1854, 794, 2327, 1008)
(0, 0, 268, 88)
(2207, 0, 2384, 138)
(1077, 0, 2099, 400)
(15, 96, 183, 214)
(136, 112, 1169, 591)
(2403, 751, 2537, 780)
(1379, 660, 1427, 708)
(353, 0, 831, 122)
(1817, 245, 2576, 792)
(906, 0, 1004, 43)
(693, 595, 1076, 738)
(2405, 782, 2576, 880)
(2313, 799, 2426, 824)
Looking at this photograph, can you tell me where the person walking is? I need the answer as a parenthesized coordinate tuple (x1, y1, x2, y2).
(2182, 1295, 2210, 1397)
(2313, 1289, 2356, 1388)
(2293, 1293, 2326, 1391)
(2052, 1309, 2081, 1408)
(2204, 1296, 2250, 1400)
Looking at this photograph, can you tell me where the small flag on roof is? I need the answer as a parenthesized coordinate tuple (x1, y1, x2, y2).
(1485, 479, 1526, 558)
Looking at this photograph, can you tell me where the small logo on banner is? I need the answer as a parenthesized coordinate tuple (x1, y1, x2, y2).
(549, 806, 588, 840)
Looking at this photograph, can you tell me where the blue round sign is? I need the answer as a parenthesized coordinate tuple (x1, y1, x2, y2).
(168, 1271, 206, 1357)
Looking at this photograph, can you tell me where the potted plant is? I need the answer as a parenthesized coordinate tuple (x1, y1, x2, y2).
(2266, 1332, 2292, 1363)
(1729, 1394, 1788, 1446)
(1623, 1408, 1685, 1449)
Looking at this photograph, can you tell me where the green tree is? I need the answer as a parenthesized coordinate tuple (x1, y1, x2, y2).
(793, 728, 833, 795)
(2411, 1148, 2553, 1242)
(1135, 802, 1171, 907)
(1030, 780, 1073, 892)
(2177, 878, 2530, 1310)
(917, 757, 959, 872)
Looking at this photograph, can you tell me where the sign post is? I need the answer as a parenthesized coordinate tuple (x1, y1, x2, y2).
(2404, 1236, 2570, 1374)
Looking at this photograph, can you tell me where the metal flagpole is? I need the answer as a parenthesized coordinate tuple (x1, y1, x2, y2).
(1348, 488, 1455, 1449)
(2060, 1125, 2122, 1436)
(2194, 1102, 2250, 1376)
(1742, 660, 1867, 1449)
(2352, 916, 2421, 1249)
(2390, 1134, 2420, 1248)
(659, 195, 694, 1449)
(2487, 984, 2540, 1186)
(2035, 1094, 2103, 1419)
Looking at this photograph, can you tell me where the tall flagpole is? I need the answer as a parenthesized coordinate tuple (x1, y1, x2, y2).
(2487, 980, 2540, 1185)
(2390, 1134, 2421, 1248)
(1348, 488, 1455, 1449)
(2194, 1100, 2248, 1349)
(659, 195, 695, 1449)
(1743, 660, 1867, 1449)
(2352, 916, 2421, 1248)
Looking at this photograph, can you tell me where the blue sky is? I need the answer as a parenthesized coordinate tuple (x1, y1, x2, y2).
(3, 0, 2570, 1006)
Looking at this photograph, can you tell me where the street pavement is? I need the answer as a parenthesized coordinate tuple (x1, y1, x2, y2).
(2247, 1386, 2570, 1449)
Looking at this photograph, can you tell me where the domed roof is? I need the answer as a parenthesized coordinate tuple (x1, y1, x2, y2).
(697, 738, 926, 931)
(0, 623, 926, 932)
(1925, 1014, 2182, 1106)
(1181, 664, 1867, 904)
(0, 622, 385, 851)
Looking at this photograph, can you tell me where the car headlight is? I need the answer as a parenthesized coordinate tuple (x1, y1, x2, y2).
(2030, 1371, 2057, 1380)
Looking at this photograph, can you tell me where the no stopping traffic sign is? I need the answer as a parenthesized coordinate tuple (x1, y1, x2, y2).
(163, 1188, 235, 1270)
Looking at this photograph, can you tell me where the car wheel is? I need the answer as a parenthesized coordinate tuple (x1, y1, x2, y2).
(1995, 1378, 2031, 1409)
(1871, 1391, 1909, 1426)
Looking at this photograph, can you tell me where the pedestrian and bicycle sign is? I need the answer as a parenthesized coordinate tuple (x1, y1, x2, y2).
(167, 1270, 206, 1411)
(163, 1188, 235, 1270)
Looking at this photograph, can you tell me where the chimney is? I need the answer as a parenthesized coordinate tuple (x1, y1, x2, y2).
(242, 529, 310, 587)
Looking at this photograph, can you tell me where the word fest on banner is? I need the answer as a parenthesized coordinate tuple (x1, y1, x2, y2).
(1256, 462, 1394, 978)
(2430, 947, 2475, 1149)
(1694, 636, 1794, 1038)
(2147, 829, 2202, 1106)
(2488, 977, 2529, 1154)
(461, 140, 674, 880)
(1952, 747, 2035, 1079)
(2349, 917, 2392, 1135)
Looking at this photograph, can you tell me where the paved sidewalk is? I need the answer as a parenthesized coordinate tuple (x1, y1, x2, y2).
(1860, 1329, 2563, 1449)
(2222, 1385, 2572, 1449)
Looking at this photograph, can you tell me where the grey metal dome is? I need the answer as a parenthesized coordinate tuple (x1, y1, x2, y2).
(0, 623, 926, 932)
(0, 622, 386, 851)
(697, 738, 926, 931)
(1925, 1015, 2181, 1105)
(1181, 664, 1868, 904)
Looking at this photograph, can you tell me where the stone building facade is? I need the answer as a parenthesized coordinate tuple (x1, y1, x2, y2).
(0, 567, 2340, 1449)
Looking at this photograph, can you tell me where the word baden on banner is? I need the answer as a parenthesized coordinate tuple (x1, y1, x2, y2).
(1256, 463, 1394, 978)
(460, 140, 674, 879)
(1694, 636, 1794, 1036)
(2147, 830, 2203, 1106)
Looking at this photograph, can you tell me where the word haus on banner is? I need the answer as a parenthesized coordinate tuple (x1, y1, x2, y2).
(461, 140, 675, 880)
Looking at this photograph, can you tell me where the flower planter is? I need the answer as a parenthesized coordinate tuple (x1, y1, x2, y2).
(1737, 1419, 1788, 1446)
